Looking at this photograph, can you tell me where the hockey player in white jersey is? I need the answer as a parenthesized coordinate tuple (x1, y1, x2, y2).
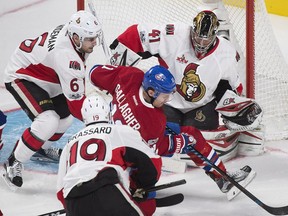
(57, 95, 163, 216)
(109, 10, 263, 163)
(2, 10, 103, 189)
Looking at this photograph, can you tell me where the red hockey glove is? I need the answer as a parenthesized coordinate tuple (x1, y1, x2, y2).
(168, 133, 196, 154)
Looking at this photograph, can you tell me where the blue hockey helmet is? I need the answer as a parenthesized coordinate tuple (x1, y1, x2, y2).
(142, 65, 176, 99)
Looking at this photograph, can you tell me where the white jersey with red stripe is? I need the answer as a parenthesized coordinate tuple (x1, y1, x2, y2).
(4, 24, 87, 102)
(57, 123, 161, 198)
(116, 22, 242, 113)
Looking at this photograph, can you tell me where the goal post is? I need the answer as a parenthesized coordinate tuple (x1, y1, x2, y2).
(246, 0, 255, 99)
(77, 0, 288, 141)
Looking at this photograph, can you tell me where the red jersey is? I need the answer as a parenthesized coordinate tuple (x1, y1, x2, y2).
(89, 65, 171, 155)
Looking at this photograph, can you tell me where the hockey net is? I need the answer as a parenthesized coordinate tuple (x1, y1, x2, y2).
(79, 0, 288, 141)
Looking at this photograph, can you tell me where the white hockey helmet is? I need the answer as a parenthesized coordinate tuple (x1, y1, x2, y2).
(68, 10, 103, 48)
(81, 95, 110, 125)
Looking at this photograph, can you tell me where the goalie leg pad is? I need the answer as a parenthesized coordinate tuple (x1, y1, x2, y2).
(201, 125, 241, 162)
(237, 129, 265, 156)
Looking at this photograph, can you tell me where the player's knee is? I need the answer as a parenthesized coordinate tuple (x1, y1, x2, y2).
(58, 115, 74, 133)
(30, 110, 60, 140)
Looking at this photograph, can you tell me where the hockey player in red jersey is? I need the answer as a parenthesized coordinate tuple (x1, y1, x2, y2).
(57, 95, 162, 216)
(89, 64, 254, 196)
(2, 10, 103, 189)
(108, 10, 263, 163)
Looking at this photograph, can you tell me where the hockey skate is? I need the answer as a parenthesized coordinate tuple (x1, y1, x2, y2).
(30, 147, 62, 163)
(1, 155, 23, 191)
(208, 165, 256, 200)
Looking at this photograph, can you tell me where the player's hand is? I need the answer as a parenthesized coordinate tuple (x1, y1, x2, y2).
(169, 133, 196, 154)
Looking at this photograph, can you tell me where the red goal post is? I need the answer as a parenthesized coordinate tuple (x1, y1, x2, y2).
(77, 0, 288, 141)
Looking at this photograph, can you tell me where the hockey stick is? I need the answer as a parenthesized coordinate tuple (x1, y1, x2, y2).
(38, 179, 186, 216)
(156, 193, 184, 207)
(87, 0, 111, 60)
(145, 179, 186, 193)
(165, 126, 288, 215)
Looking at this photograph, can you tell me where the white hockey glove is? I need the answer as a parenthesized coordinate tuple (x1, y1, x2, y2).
(216, 90, 263, 132)
(109, 40, 142, 66)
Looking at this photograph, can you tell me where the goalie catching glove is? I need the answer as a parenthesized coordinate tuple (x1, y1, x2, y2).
(216, 90, 263, 131)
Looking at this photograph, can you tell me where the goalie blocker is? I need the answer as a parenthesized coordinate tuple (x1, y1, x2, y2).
(109, 40, 142, 67)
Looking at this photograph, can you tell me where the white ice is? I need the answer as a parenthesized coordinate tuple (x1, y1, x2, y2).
(0, 0, 288, 215)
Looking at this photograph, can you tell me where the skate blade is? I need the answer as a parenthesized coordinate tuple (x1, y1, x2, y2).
(30, 156, 59, 164)
(0, 167, 19, 192)
(226, 169, 256, 201)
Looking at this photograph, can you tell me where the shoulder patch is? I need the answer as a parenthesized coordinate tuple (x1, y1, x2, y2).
(69, 61, 81, 70)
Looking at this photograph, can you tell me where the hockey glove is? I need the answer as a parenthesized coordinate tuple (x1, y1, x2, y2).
(168, 133, 196, 154)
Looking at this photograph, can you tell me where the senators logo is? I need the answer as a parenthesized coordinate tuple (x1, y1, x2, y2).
(194, 110, 206, 122)
(176, 63, 206, 102)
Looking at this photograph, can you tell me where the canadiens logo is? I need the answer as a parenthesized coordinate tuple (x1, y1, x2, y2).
(176, 63, 206, 102)
(155, 73, 165, 81)
(176, 55, 188, 64)
(69, 61, 81, 70)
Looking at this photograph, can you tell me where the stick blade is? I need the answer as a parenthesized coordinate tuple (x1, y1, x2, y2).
(156, 193, 184, 207)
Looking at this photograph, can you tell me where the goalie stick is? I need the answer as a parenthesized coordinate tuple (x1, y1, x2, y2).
(87, 0, 111, 60)
(38, 179, 186, 216)
(166, 126, 288, 215)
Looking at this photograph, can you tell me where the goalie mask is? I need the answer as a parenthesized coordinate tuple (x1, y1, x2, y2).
(68, 10, 103, 50)
(191, 10, 219, 58)
(81, 95, 110, 125)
